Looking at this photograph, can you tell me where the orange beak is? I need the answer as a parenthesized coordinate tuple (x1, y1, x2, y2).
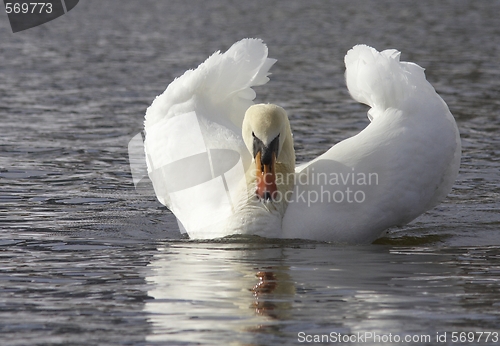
(255, 149, 278, 201)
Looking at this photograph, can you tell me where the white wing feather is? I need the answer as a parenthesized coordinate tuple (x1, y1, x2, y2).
(143, 39, 276, 236)
(282, 45, 461, 243)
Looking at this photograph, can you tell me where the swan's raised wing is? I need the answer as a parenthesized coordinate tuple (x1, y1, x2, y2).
(282, 45, 460, 243)
(144, 39, 276, 236)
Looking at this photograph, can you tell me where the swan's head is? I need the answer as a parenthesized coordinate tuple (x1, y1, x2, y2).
(242, 104, 292, 201)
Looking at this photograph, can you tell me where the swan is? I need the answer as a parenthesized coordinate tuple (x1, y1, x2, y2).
(143, 38, 461, 243)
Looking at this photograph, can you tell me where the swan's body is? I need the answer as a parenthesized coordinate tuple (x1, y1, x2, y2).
(144, 39, 460, 243)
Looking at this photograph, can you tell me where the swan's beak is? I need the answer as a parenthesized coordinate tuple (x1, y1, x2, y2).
(253, 134, 279, 201)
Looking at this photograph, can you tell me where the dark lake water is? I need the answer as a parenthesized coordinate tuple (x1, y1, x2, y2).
(1, 1, 499, 345)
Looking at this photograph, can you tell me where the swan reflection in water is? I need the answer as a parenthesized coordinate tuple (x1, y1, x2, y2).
(144, 241, 297, 344)
(250, 269, 295, 321)
(143, 241, 464, 345)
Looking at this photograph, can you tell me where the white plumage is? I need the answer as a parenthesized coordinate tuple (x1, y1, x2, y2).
(143, 39, 461, 243)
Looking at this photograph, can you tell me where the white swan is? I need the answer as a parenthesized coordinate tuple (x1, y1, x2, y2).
(143, 39, 461, 243)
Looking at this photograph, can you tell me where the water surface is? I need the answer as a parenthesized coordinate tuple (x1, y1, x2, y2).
(1, 1, 499, 345)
